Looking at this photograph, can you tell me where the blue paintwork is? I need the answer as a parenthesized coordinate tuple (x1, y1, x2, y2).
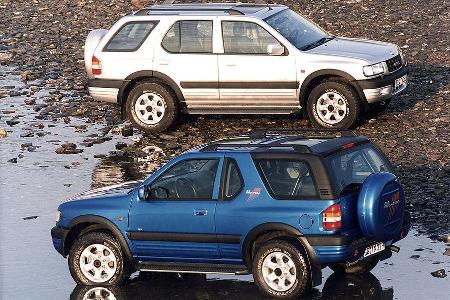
(51, 142, 410, 270)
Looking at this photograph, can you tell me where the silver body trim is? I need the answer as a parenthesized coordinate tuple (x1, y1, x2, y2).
(88, 87, 119, 103)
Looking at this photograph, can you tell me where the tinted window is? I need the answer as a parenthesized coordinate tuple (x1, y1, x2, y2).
(223, 160, 244, 199)
(265, 9, 327, 50)
(325, 145, 393, 194)
(150, 159, 219, 200)
(222, 21, 281, 54)
(105, 22, 157, 51)
(162, 20, 213, 53)
(255, 159, 317, 199)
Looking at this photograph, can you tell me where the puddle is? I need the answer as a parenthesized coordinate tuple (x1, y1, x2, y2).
(0, 67, 448, 299)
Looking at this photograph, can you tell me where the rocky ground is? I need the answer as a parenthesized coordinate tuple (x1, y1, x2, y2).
(0, 0, 449, 239)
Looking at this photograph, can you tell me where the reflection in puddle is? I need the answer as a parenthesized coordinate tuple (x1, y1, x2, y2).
(91, 154, 144, 189)
(70, 272, 393, 300)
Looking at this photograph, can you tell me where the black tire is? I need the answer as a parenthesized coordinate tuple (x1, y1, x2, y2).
(307, 80, 360, 129)
(252, 240, 310, 299)
(68, 232, 130, 285)
(328, 256, 379, 274)
(321, 272, 383, 300)
(126, 81, 178, 133)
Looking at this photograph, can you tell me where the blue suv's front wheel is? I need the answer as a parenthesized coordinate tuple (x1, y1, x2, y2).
(68, 232, 130, 285)
(253, 240, 310, 298)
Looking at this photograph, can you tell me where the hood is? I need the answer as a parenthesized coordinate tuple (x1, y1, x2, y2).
(306, 37, 399, 64)
(69, 180, 142, 201)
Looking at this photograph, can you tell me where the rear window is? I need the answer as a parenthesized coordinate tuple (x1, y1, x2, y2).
(325, 145, 393, 194)
(104, 21, 157, 51)
(254, 159, 318, 199)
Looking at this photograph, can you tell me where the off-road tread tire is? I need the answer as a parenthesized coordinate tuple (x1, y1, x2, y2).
(126, 81, 178, 133)
(68, 232, 129, 286)
(253, 240, 310, 299)
(307, 80, 360, 129)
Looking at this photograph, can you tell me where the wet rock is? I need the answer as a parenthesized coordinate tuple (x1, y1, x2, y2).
(430, 269, 447, 278)
(0, 89, 6, 98)
(8, 90, 21, 97)
(22, 216, 38, 220)
(55, 143, 83, 154)
(24, 98, 36, 105)
(6, 119, 20, 126)
(159, 134, 177, 141)
(443, 248, 450, 256)
(115, 142, 128, 150)
(0, 52, 13, 62)
(20, 70, 33, 82)
(94, 154, 107, 159)
(0, 128, 7, 138)
(410, 255, 420, 259)
(20, 131, 34, 138)
(8, 158, 18, 163)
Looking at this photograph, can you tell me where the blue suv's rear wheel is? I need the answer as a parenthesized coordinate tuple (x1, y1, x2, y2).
(68, 232, 130, 285)
(253, 240, 310, 298)
(329, 256, 379, 274)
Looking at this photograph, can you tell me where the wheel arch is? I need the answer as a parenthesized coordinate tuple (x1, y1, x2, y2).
(63, 215, 134, 264)
(300, 69, 367, 110)
(118, 70, 185, 116)
(242, 222, 322, 286)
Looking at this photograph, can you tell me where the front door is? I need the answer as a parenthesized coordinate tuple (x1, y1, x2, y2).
(217, 19, 298, 113)
(128, 157, 223, 262)
(153, 18, 219, 112)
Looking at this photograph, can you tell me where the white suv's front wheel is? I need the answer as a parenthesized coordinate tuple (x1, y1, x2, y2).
(307, 80, 360, 129)
(126, 81, 178, 133)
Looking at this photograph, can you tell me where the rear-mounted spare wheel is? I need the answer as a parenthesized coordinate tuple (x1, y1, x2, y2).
(357, 172, 405, 241)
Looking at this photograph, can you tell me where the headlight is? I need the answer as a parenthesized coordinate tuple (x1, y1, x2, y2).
(56, 210, 61, 223)
(363, 62, 385, 77)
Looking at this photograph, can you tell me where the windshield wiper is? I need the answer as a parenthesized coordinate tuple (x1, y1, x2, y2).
(301, 36, 335, 51)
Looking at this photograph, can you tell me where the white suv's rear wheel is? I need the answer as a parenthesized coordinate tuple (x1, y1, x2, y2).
(126, 81, 178, 133)
(307, 80, 360, 129)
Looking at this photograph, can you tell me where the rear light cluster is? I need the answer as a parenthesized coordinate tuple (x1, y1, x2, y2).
(322, 203, 342, 231)
(91, 55, 102, 75)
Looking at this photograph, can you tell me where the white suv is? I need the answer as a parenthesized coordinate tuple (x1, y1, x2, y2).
(84, 2, 408, 132)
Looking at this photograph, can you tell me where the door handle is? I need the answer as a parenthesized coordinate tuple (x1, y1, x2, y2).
(159, 60, 171, 66)
(194, 209, 208, 216)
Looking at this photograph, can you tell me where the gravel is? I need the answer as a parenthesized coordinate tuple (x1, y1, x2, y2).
(0, 0, 449, 238)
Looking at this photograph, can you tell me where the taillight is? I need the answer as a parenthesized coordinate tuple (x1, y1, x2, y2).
(92, 55, 102, 75)
(322, 203, 342, 231)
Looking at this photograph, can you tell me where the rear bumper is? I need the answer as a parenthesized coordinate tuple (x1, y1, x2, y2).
(51, 226, 69, 257)
(355, 66, 409, 104)
(87, 79, 125, 103)
(307, 211, 411, 264)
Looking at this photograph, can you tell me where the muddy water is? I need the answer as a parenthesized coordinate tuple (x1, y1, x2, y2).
(1, 68, 449, 299)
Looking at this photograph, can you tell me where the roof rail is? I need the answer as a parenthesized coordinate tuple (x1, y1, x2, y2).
(199, 142, 311, 153)
(248, 128, 357, 139)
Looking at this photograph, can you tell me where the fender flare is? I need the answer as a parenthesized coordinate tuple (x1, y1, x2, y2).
(242, 223, 322, 287)
(299, 69, 367, 107)
(118, 70, 185, 104)
(66, 215, 134, 264)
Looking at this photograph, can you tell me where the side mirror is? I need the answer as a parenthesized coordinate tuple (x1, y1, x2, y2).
(138, 185, 169, 200)
(137, 186, 148, 200)
(267, 43, 285, 56)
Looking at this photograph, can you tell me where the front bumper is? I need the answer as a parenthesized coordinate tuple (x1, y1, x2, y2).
(356, 66, 409, 104)
(51, 226, 69, 257)
(307, 211, 411, 264)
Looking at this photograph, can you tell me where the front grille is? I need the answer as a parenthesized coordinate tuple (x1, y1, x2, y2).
(386, 55, 403, 73)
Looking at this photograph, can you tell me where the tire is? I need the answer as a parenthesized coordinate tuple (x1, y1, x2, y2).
(252, 240, 310, 299)
(68, 232, 130, 285)
(328, 256, 379, 274)
(70, 285, 125, 300)
(126, 81, 178, 133)
(307, 80, 360, 129)
(321, 272, 383, 300)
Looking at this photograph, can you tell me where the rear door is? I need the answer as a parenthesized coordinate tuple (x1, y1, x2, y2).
(217, 18, 299, 113)
(128, 156, 223, 262)
(153, 17, 220, 111)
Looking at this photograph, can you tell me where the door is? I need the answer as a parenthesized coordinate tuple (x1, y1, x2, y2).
(153, 18, 219, 111)
(218, 20, 298, 113)
(128, 157, 223, 262)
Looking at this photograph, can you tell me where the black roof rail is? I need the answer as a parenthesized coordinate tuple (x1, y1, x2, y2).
(199, 142, 311, 153)
(248, 128, 357, 139)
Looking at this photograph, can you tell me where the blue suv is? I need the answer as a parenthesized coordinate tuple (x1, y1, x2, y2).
(51, 129, 410, 298)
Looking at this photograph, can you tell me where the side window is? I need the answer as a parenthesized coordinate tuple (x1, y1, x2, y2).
(255, 159, 318, 199)
(222, 21, 281, 54)
(150, 159, 219, 200)
(162, 20, 213, 53)
(104, 21, 157, 51)
(223, 159, 244, 199)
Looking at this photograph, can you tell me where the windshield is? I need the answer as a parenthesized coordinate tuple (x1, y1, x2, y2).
(265, 9, 328, 50)
(325, 145, 393, 195)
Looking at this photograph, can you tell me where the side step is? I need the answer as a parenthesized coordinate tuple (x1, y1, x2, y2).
(138, 261, 249, 275)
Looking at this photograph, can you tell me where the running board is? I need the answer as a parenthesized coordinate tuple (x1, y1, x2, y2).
(137, 261, 249, 275)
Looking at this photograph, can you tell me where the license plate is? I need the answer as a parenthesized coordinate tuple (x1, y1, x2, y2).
(394, 75, 407, 90)
(363, 242, 385, 258)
